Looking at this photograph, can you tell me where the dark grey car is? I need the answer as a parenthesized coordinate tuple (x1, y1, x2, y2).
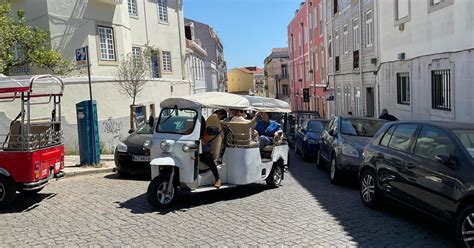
(317, 116, 386, 184)
(114, 123, 153, 176)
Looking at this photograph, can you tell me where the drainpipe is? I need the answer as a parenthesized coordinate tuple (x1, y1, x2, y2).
(374, 0, 380, 116)
(359, 0, 364, 116)
(143, 0, 149, 43)
(301, 21, 306, 111)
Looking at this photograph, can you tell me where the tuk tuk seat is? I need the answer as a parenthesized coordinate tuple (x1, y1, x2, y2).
(226, 121, 258, 148)
(7, 120, 52, 149)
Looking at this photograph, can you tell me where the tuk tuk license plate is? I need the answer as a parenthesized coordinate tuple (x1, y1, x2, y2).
(132, 155, 150, 162)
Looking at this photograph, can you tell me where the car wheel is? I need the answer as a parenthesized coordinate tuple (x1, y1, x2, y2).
(266, 164, 283, 189)
(456, 205, 474, 247)
(316, 150, 325, 170)
(329, 156, 341, 184)
(359, 170, 380, 208)
(147, 173, 177, 209)
(0, 175, 16, 209)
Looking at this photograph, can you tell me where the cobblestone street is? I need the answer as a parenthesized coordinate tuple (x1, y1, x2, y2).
(0, 153, 456, 247)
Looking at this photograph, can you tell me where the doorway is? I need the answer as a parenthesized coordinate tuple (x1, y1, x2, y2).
(366, 87, 375, 117)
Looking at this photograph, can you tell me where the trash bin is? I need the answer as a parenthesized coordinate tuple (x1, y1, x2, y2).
(76, 100, 100, 165)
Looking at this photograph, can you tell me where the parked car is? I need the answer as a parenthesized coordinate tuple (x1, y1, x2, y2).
(358, 121, 474, 247)
(318, 116, 386, 183)
(287, 111, 321, 147)
(295, 119, 328, 161)
(114, 122, 153, 176)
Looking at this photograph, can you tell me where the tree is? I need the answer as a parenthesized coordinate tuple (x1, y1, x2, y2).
(0, 3, 73, 75)
(115, 47, 152, 106)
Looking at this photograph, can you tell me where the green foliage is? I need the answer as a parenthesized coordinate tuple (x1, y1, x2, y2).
(0, 3, 73, 75)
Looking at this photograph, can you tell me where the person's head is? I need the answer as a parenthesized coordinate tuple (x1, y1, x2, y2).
(261, 112, 271, 122)
(381, 109, 388, 115)
(235, 110, 246, 117)
(214, 109, 227, 120)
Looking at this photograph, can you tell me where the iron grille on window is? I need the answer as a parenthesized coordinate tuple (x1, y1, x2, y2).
(162, 51, 172, 72)
(281, 64, 288, 79)
(397, 72, 410, 105)
(128, 0, 137, 16)
(158, 0, 168, 23)
(431, 69, 451, 111)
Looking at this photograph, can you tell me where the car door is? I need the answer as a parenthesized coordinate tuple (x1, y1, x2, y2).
(378, 124, 419, 202)
(321, 117, 336, 162)
(296, 120, 308, 152)
(407, 125, 464, 219)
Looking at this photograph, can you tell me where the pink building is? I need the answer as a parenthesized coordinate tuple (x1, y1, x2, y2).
(287, 0, 327, 117)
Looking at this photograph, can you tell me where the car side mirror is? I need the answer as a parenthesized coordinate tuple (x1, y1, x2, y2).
(435, 155, 455, 167)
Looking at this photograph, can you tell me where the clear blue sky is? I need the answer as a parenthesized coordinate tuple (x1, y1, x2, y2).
(183, 0, 297, 70)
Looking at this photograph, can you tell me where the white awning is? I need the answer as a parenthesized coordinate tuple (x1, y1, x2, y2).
(160, 92, 250, 109)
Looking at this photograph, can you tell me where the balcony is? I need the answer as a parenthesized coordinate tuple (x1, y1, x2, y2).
(96, 0, 122, 5)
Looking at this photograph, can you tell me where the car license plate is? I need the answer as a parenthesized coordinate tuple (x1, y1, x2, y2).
(132, 155, 150, 162)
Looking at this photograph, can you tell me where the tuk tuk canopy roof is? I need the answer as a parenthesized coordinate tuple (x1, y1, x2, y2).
(160, 92, 290, 112)
(0, 75, 64, 99)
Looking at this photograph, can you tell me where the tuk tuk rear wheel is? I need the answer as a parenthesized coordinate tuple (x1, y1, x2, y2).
(0, 175, 16, 209)
(147, 174, 177, 209)
(266, 164, 282, 189)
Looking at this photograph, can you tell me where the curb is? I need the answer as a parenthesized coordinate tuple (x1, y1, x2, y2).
(63, 168, 115, 178)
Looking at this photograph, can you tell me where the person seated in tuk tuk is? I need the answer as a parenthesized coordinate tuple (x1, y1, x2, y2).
(255, 112, 283, 150)
(231, 110, 250, 123)
(200, 115, 222, 188)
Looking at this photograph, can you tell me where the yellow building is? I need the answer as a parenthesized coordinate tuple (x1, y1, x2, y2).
(227, 67, 264, 94)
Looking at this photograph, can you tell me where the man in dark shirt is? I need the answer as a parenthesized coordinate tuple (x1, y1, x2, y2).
(379, 109, 399, 122)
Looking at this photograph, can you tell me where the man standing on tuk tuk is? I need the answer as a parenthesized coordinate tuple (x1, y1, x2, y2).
(255, 112, 283, 150)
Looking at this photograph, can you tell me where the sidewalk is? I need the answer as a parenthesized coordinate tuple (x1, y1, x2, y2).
(63, 155, 115, 178)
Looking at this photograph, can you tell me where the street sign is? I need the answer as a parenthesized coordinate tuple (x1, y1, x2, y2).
(303, 88, 310, 102)
(76, 47, 88, 67)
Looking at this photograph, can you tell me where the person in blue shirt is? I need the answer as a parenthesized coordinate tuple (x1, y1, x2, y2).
(255, 112, 283, 150)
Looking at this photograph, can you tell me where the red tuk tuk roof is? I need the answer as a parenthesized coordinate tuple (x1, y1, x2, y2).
(0, 75, 64, 99)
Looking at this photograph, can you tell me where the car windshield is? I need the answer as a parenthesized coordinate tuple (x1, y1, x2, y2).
(307, 121, 327, 132)
(156, 108, 198, 134)
(136, 122, 152, 134)
(454, 130, 474, 159)
(340, 118, 385, 137)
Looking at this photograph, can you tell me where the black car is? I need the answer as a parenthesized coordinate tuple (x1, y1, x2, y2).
(359, 121, 474, 247)
(317, 116, 386, 183)
(114, 123, 153, 176)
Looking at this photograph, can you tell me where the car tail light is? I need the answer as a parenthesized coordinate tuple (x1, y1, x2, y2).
(34, 161, 41, 180)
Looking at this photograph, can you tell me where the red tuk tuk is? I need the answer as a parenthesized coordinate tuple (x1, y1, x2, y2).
(0, 75, 65, 208)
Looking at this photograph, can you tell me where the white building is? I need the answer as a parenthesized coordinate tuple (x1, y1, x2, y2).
(377, 0, 474, 122)
(10, 0, 187, 80)
(184, 22, 207, 93)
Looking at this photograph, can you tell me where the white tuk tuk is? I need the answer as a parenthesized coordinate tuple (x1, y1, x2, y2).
(146, 92, 290, 209)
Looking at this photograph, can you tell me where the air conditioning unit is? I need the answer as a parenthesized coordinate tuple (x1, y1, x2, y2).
(398, 53, 406, 60)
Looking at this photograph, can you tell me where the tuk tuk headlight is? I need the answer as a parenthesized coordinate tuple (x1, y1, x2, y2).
(117, 142, 128, 153)
(160, 140, 171, 152)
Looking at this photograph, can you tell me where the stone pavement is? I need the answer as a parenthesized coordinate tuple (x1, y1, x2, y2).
(63, 154, 115, 177)
(0, 152, 456, 247)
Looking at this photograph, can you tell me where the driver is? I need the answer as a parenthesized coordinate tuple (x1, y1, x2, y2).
(255, 112, 283, 150)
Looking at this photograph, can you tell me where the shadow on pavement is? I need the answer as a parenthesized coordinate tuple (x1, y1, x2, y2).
(116, 184, 266, 215)
(0, 193, 57, 214)
(288, 151, 456, 247)
(103, 173, 150, 181)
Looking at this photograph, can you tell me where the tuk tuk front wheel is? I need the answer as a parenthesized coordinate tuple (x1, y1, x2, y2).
(266, 164, 283, 189)
(0, 175, 16, 209)
(147, 174, 177, 209)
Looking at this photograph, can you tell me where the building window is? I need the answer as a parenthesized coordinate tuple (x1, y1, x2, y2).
(397, 72, 410, 105)
(335, 30, 339, 56)
(328, 35, 332, 58)
(353, 50, 359, 69)
(431, 69, 451, 111)
(335, 56, 340, 72)
(395, 0, 410, 20)
(281, 64, 288, 79)
(151, 50, 160, 78)
(98, 26, 116, 61)
(365, 10, 373, 47)
(282, 85, 289, 95)
(158, 0, 168, 23)
(162, 51, 172, 72)
(353, 18, 360, 51)
(320, 46, 325, 80)
(431, 0, 442, 4)
(428, 0, 453, 13)
(343, 24, 348, 54)
(298, 32, 302, 55)
(313, 8, 317, 29)
(333, 0, 338, 14)
(132, 47, 141, 60)
(128, 0, 138, 16)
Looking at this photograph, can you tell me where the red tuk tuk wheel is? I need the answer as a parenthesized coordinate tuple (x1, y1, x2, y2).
(0, 175, 16, 208)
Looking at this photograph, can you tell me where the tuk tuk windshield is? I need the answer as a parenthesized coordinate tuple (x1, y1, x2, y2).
(156, 108, 198, 135)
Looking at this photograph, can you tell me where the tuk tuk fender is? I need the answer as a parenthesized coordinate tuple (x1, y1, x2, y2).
(150, 157, 179, 179)
(0, 167, 11, 177)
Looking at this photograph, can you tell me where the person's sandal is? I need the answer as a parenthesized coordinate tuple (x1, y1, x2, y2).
(214, 178, 221, 188)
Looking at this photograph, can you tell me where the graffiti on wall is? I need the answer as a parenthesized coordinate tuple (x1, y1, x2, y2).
(102, 117, 124, 152)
